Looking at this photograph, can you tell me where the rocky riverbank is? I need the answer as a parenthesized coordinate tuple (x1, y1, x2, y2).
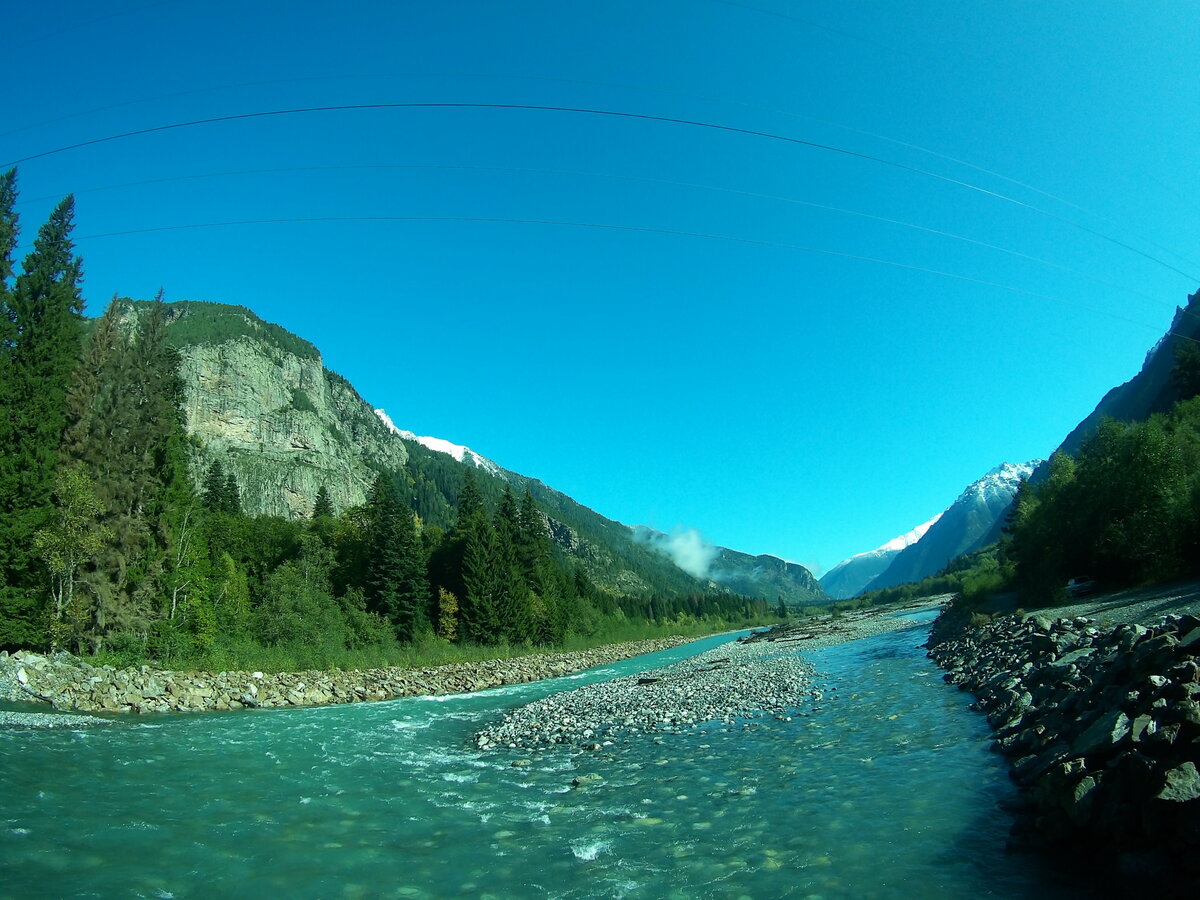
(927, 600, 1200, 891)
(0, 637, 692, 720)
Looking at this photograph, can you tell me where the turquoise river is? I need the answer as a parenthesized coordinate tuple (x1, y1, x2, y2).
(1, 613, 1098, 898)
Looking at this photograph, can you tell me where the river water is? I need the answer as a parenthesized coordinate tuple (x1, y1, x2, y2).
(2, 615, 1093, 899)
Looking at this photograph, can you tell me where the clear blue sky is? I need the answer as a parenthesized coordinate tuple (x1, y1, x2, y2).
(7, 1, 1198, 575)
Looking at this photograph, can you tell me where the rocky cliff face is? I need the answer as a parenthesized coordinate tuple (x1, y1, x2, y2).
(126, 301, 410, 518)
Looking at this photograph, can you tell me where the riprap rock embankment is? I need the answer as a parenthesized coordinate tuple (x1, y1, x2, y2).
(0, 638, 690, 719)
(928, 607, 1200, 887)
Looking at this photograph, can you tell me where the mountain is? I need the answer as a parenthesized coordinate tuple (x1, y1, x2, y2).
(130, 299, 826, 606)
(373, 409, 500, 476)
(819, 514, 942, 600)
(630, 526, 829, 607)
(1044, 287, 1200, 468)
(864, 461, 1041, 592)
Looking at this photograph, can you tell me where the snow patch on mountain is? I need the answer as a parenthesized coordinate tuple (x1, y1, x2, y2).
(956, 460, 1041, 506)
(374, 409, 500, 475)
(818, 514, 942, 599)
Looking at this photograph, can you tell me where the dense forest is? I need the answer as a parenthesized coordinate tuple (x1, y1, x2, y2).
(0, 171, 781, 670)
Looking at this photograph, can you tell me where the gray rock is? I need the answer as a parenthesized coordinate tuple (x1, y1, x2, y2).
(1156, 762, 1200, 802)
(1072, 711, 1131, 758)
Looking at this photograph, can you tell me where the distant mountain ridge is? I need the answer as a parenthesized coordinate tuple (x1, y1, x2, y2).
(133, 298, 828, 607)
(631, 526, 828, 607)
(861, 461, 1041, 593)
(819, 514, 941, 600)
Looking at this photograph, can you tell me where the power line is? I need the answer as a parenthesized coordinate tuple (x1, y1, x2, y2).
(68, 213, 1197, 342)
(7, 100, 1195, 283)
(6, 65, 1195, 276)
(19, 161, 1179, 313)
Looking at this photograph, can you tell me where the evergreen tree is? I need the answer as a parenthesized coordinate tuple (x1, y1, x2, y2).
(57, 294, 195, 652)
(492, 486, 533, 643)
(203, 460, 227, 511)
(223, 470, 241, 516)
(0, 192, 84, 647)
(364, 474, 429, 641)
(460, 513, 500, 643)
(312, 485, 334, 519)
(0, 170, 17, 362)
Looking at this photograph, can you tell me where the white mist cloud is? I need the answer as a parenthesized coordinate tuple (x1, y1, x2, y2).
(634, 526, 720, 580)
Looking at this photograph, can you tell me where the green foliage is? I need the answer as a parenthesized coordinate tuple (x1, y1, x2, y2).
(136, 299, 320, 360)
(312, 485, 334, 519)
(33, 467, 108, 650)
(0, 184, 86, 647)
(1172, 341, 1200, 402)
(363, 473, 429, 641)
(1008, 397, 1200, 601)
(291, 387, 316, 413)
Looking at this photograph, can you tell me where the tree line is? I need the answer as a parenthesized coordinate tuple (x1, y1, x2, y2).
(0, 170, 777, 668)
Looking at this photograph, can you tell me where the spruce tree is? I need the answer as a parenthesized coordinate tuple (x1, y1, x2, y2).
(312, 485, 334, 519)
(364, 474, 429, 642)
(203, 460, 227, 511)
(460, 513, 500, 643)
(0, 192, 84, 647)
(493, 486, 533, 643)
(59, 295, 196, 652)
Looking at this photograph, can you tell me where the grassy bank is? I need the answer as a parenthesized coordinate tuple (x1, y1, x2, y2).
(81, 613, 784, 675)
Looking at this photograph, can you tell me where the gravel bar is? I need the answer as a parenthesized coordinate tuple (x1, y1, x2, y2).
(474, 639, 818, 751)
(474, 602, 946, 752)
(0, 709, 113, 728)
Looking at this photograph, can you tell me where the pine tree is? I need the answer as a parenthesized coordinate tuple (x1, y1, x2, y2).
(312, 485, 334, 519)
(364, 474, 429, 641)
(460, 514, 500, 643)
(0, 192, 84, 647)
(203, 460, 227, 511)
(493, 486, 533, 643)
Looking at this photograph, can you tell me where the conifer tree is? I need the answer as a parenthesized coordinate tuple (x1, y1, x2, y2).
(203, 460, 227, 511)
(0, 192, 84, 647)
(364, 474, 429, 641)
(312, 485, 334, 519)
(58, 294, 195, 651)
(0, 169, 17, 363)
(460, 513, 500, 642)
(493, 486, 534, 643)
(223, 470, 241, 516)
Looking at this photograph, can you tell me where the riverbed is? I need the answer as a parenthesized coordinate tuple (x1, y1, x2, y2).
(1, 616, 1093, 898)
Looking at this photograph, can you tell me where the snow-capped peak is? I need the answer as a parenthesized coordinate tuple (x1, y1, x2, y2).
(873, 513, 943, 555)
(957, 460, 1042, 505)
(373, 409, 500, 475)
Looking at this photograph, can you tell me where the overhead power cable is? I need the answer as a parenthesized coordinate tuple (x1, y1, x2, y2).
(20, 161, 1176, 313)
(69, 213, 1199, 344)
(5, 101, 1197, 283)
(5, 66, 1195, 275)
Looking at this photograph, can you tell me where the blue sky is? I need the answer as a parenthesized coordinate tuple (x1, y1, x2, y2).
(7, 1, 1199, 575)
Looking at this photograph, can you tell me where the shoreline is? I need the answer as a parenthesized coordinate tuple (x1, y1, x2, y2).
(0, 635, 696, 721)
(926, 580, 1200, 892)
(0, 601, 943, 727)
